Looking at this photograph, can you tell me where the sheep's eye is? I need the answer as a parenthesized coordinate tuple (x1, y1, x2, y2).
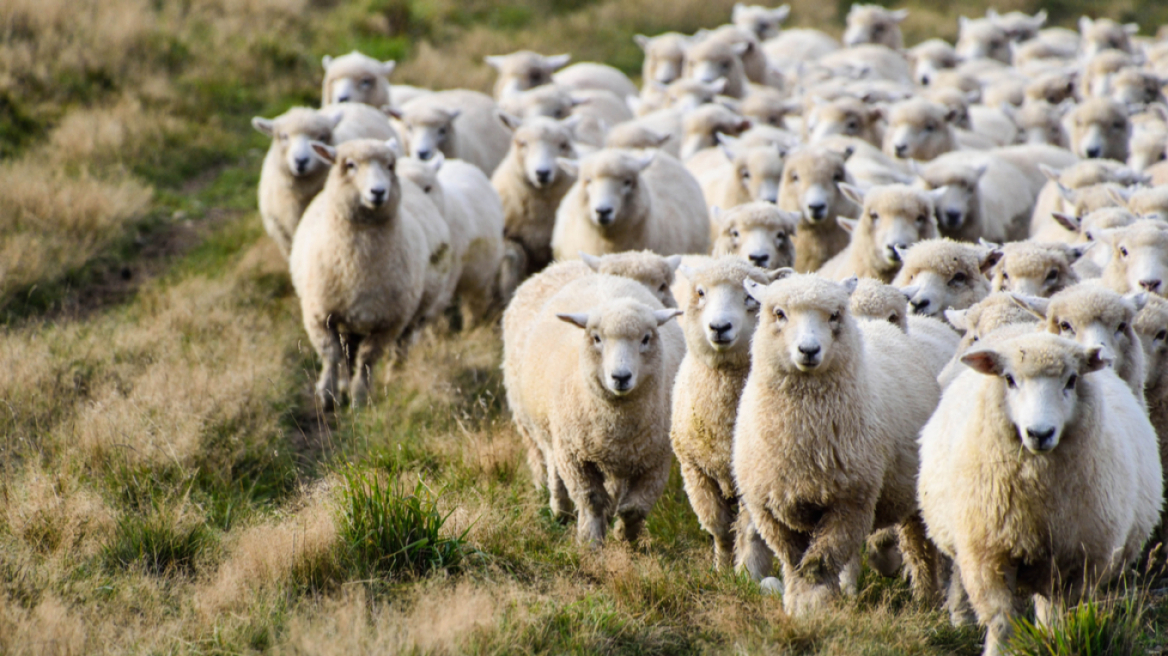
(642, 334, 651, 346)
(1065, 373, 1078, 390)
(423, 185, 432, 193)
(1045, 269, 1058, 282)
(874, 25, 884, 33)
(592, 333, 601, 344)
(697, 287, 705, 297)
(554, 109, 566, 119)
(924, 123, 935, 132)
(1113, 121, 1125, 130)
(741, 169, 751, 180)
(361, 77, 373, 87)
(846, 120, 858, 131)
(1059, 320, 1074, 334)
(830, 310, 841, 322)
(624, 178, 634, 188)
(774, 308, 786, 320)
(889, 313, 899, 323)
(917, 214, 927, 225)
(790, 172, 800, 182)
(438, 127, 447, 135)
(561, 142, 571, 151)
(949, 271, 967, 285)
(722, 61, 731, 70)
(730, 229, 740, 238)
(344, 159, 357, 171)
(516, 139, 527, 148)
(870, 211, 879, 221)
(1117, 322, 1128, 333)
(1156, 329, 1167, 341)
(1005, 373, 1017, 388)
(833, 171, 845, 182)
(278, 132, 289, 141)
(658, 282, 668, 293)
(776, 231, 786, 240)
(1120, 246, 1129, 257)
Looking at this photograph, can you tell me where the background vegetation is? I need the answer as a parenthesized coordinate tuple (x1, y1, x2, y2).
(3, 0, 1168, 652)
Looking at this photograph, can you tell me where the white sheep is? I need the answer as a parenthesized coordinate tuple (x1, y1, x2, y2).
(1068, 98, 1131, 161)
(485, 51, 571, 99)
(842, 5, 908, 49)
(761, 29, 840, 74)
(1080, 16, 1138, 58)
(695, 142, 786, 213)
(732, 3, 791, 41)
(955, 16, 1011, 63)
(1096, 219, 1168, 296)
(818, 184, 944, 283)
(987, 8, 1047, 43)
(849, 277, 962, 379)
(710, 203, 799, 270)
(776, 144, 859, 272)
(635, 33, 687, 87)
(918, 332, 1161, 656)
(908, 39, 959, 86)
(320, 51, 396, 107)
(892, 238, 999, 319)
(394, 90, 512, 175)
(988, 240, 1087, 296)
(496, 85, 631, 149)
(1028, 159, 1146, 241)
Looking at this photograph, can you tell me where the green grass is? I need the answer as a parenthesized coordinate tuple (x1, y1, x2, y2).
(102, 506, 213, 576)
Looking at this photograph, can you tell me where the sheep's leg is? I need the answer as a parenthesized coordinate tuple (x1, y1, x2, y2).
(800, 504, 873, 587)
(867, 527, 903, 577)
(547, 454, 573, 521)
(338, 332, 363, 394)
(350, 331, 388, 408)
(945, 559, 977, 627)
(558, 454, 611, 545)
(750, 507, 815, 614)
(305, 314, 343, 411)
(899, 513, 942, 605)
(734, 510, 774, 581)
(679, 462, 736, 569)
(958, 552, 1019, 656)
(614, 458, 670, 544)
(839, 554, 861, 597)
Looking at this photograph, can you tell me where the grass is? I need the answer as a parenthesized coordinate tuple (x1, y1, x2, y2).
(0, 0, 1167, 653)
(1008, 591, 1152, 655)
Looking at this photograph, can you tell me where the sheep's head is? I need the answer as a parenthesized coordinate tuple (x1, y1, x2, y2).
(580, 251, 682, 308)
(843, 4, 907, 49)
(1128, 127, 1168, 172)
(677, 257, 775, 363)
(321, 51, 395, 106)
(839, 183, 943, 272)
(988, 8, 1046, 43)
(252, 107, 340, 178)
(634, 33, 687, 86)
(849, 278, 910, 331)
(1134, 295, 1168, 374)
(1080, 16, 1137, 58)
(908, 39, 958, 86)
(565, 149, 654, 230)
(962, 333, 1109, 454)
(1025, 72, 1077, 105)
(499, 114, 577, 189)
(681, 104, 751, 159)
(395, 153, 446, 215)
(990, 241, 1085, 297)
(778, 145, 852, 224)
(745, 273, 858, 373)
(712, 202, 798, 269)
(956, 16, 1011, 63)
(1014, 100, 1069, 147)
(721, 140, 787, 204)
(804, 96, 882, 144)
(684, 36, 748, 92)
(497, 85, 583, 121)
(1070, 99, 1131, 161)
(1128, 186, 1168, 222)
(557, 298, 681, 397)
(923, 87, 973, 130)
(893, 238, 997, 317)
(914, 159, 985, 234)
(946, 292, 1038, 352)
(311, 139, 401, 220)
(740, 89, 799, 129)
(605, 124, 673, 151)
(485, 51, 570, 98)
(1111, 69, 1166, 110)
(732, 3, 790, 41)
(884, 99, 957, 161)
(1098, 220, 1168, 296)
(398, 105, 461, 162)
(662, 78, 725, 111)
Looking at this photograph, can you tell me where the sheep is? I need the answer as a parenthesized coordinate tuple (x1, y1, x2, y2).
(842, 4, 907, 49)
(912, 157, 1021, 243)
(968, 104, 1021, 147)
(818, 134, 915, 188)
(1080, 16, 1138, 58)
(710, 203, 799, 270)
(604, 124, 675, 152)
(289, 139, 449, 409)
(484, 51, 570, 99)
(803, 96, 883, 147)
(1013, 100, 1070, 147)
(918, 332, 1160, 656)
(988, 241, 1086, 297)
(777, 145, 859, 272)
(908, 39, 959, 86)
(695, 143, 786, 213)
(635, 33, 688, 87)
(394, 90, 511, 175)
(892, 239, 999, 319)
(1068, 98, 1131, 161)
(553, 62, 639, 101)
(1013, 286, 1149, 402)
(739, 87, 801, 130)
(1080, 50, 1134, 99)
(762, 29, 840, 73)
(732, 3, 791, 41)
(670, 257, 780, 576)
(818, 184, 944, 283)
(938, 292, 1042, 387)
(684, 32, 751, 98)
(396, 154, 507, 326)
(700, 25, 770, 85)
(680, 103, 752, 160)
(849, 277, 961, 378)
(883, 98, 970, 161)
(491, 114, 578, 276)
(252, 105, 397, 259)
(819, 45, 912, 85)
(1097, 219, 1168, 296)
(734, 273, 941, 614)
(502, 272, 684, 544)
(1029, 160, 1147, 240)
(1025, 71, 1077, 105)
(497, 85, 630, 148)
(988, 8, 1047, 43)
(320, 51, 395, 107)
(1127, 185, 1168, 221)
(1129, 125, 1167, 172)
(956, 16, 1011, 64)
(551, 149, 709, 260)
(1135, 296, 1168, 534)
(1111, 68, 1168, 110)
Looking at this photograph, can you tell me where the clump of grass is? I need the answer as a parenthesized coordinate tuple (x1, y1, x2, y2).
(102, 506, 211, 576)
(335, 467, 469, 579)
(1008, 592, 1150, 656)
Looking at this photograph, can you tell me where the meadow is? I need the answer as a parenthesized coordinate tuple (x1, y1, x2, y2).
(4, 0, 1168, 653)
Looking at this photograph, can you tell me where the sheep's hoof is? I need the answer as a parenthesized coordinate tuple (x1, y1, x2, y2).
(760, 577, 783, 597)
(315, 387, 336, 412)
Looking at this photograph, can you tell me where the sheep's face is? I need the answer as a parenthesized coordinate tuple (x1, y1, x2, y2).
(636, 33, 686, 86)
(1128, 133, 1167, 172)
(843, 5, 906, 49)
(1026, 74, 1076, 105)
(947, 293, 1037, 352)
(1111, 69, 1165, 109)
(499, 85, 577, 121)
(1038, 287, 1144, 376)
(681, 106, 750, 159)
(1070, 99, 1131, 161)
(664, 78, 723, 112)
(713, 203, 798, 270)
(956, 18, 1010, 63)
(895, 242, 996, 317)
(253, 108, 338, 178)
(578, 151, 654, 228)
(1128, 189, 1168, 222)
(401, 107, 460, 162)
(923, 88, 972, 130)
(732, 146, 786, 205)
(847, 185, 942, 269)
(805, 98, 877, 144)
(962, 334, 1107, 454)
(684, 38, 745, 89)
(746, 274, 856, 373)
(849, 278, 909, 331)
(778, 148, 850, 224)
(485, 51, 569, 98)
(679, 261, 765, 359)
(991, 244, 1082, 297)
(557, 300, 680, 397)
(319, 140, 401, 217)
(909, 40, 958, 86)
(395, 155, 446, 215)
(1100, 222, 1168, 295)
(916, 162, 984, 233)
(740, 92, 796, 128)
(1080, 17, 1136, 58)
(991, 10, 1046, 42)
(1134, 296, 1168, 373)
(732, 4, 790, 41)
(582, 252, 681, 308)
(1015, 102, 1068, 147)
(885, 100, 954, 161)
(322, 53, 395, 106)
(510, 117, 576, 189)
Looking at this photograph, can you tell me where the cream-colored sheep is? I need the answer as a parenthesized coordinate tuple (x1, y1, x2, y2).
(1135, 295, 1168, 535)
(913, 154, 1030, 243)
(289, 140, 448, 409)
(1029, 159, 1146, 240)
(1080, 16, 1138, 58)
(1129, 125, 1168, 173)
(987, 8, 1047, 42)
(710, 203, 799, 270)
(1127, 185, 1168, 221)
(553, 62, 638, 101)
(1025, 71, 1077, 105)
(1014, 100, 1071, 147)
(883, 98, 971, 161)
(988, 240, 1086, 297)
(1052, 207, 1137, 278)
(671, 257, 780, 576)
(552, 149, 709, 260)
(1111, 68, 1167, 109)
(502, 273, 683, 544)
(819, 44, 912, 85)
(849, 278, 961, 378)
(969, 104, 1021, 146)
(604, 124, 675, 152)
(1080, 50, 1134, 99)
(1068, 98, 1131, 161)
(696, 143, 786, 213)
(956, 16, 1011, 63)
(680, 103, 752, 160)
(252, 105, 397, 259)
(739, 87, 801, 130)
(918, 332, 1160, 656)
(842, 4, 907, 49)
(485, 51, 570, 99)
(395, 90, 511, 175)
(818, 184, 944, 283)
(892, 239, 999, 319)
(496, 85, 630, 149)
(735, 273, 941, 614)
(491, 114, 578, 276)
(803, 95, 883, 147)
(777, 145, 859, 272)
(1097, 219, 1168, 296)
(761, 29, 840, 74)
(701, 25, 770, 85)
(938, 292, 1041, 387)
(732, 3, 791, 41)
(320, 51, 395, 107)
(818, 134, 916, 188)
(684, 32, 752, 98)
(909, 39, 958, 86)
(635, 33, 687, 87)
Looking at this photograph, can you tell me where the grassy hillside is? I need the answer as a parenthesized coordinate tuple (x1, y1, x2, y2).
(2, 0, 1168, 653)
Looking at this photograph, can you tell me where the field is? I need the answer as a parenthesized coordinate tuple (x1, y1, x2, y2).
(4, 0, 1168, 653)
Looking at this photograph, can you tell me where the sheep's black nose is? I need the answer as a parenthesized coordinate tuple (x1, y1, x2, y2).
(294, 157, 310, 173)
(417, 149, 433, 160)
(611, 371, 632, 390)
(1140, 279, 1162, 292)
(807, 202, 827, 219)
(1085, 146, 1102, 158)
(910, 298, 930, 313)
(595, 207, 614, 225)
(337, 94, 351, 103)
(944, 209, 963, 227)
(797, 344, 821, 357)
(1026, 426, 1056, 449)
(370, 188, 387, 204)
(710, 321, 732, 336)
(749, 252, 770, 267)
(895, 143, 909, 157)
(535, 168, 552, 184)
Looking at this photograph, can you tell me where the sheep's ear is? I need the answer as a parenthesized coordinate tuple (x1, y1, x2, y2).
(580, 252, 602, 271)
(961, 348, 1005, 376)
(980, 248, 1003, 274)
(986, 8, 1000, 20)
(381, 61, 397, 77)
(710, 205, 723, 225)
(385, 137, 403, 156)
(733, 42, 751, 57)
(655, 308, 684, 326)
(772, 4, 791, 22)
(837, 217, 859, 233)
(1078, 345, 1113, 373)
(743, 278, 765, 301)
(556, 157, 579, 177)
(1066, 241, 1094, 262)
(978, 237, 1003, 250)
(427, 151, 445, 172)
(1127, 292, 1150, 313)
(1009, 293, 1050, 319)
(445, 108, 462, 121)
(1039, 163, 1062, 183)
(664, 254, 682, 273)
(1124, 23, 1139, 35)
(556, 312, 591, 329)
(838, 182, 865, 207)
(945, 308, 969, 331)
(926, 186, 950, 206)
(322, 55, 333, 70)
(1105, 185, 1131, 206)
(561, 115, 584, 134)
(484, 55, 506, 70)
(958, 15, 971, 30)
(732, 3, 746, 20)
(677, 264, 695, 281)
(838, 144, 856, 162)
(626, 95, 643, 114)
(497, 110, 523, 132)
(766, 267, 794, 282)
(1032, 10, 1048, 27)
(631, 151, 656, 172)
(890, 8, 909, 22)
(1078, 16, 1093, 34)
(251, 117, 275, 137)
(382, 105, 403, 120)
(1057, 182, 1076, 203)
(544, 54, 571, 70)
(310, 141, 337, 164)
(900, 284, 920, 301)
(633, 34, 651, 50)
(971, 163, 989, 180)
(841, 276, 859, 295)
(1051, 211, 1081, 232)
(709, 78, 728, 95)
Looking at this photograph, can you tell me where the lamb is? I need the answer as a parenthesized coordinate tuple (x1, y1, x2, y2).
(1097, 219, 1168, 296)
(679, 103, 752, 160)
(777, 145, 859, 272)
(1013, 100, 1070, 147)
(732, 3, 791, 41)
(734, 273, 941, 614)
(908, 39, 959, 86)
(394, 90, 511, 175)
(956, 16, 1012, 64)
(396, 154, 506, 326)
(892, 239, 999, 319)
(1013, 286, 1149, 402)
(289, 140, 450, 409)
(320, 51, 396, 107)
(1127, 185, 1168, 221)
(988, 241, 1086, 297)
(696, 142, 786, 212)
(938, 292, 1042, 387)
(1068, 98, 1131, 161)
(670, 257, 780, 576)
(551, 149, 709, 260)
(710, 203, 799, 270)
(918, 332, 1160, 656)
(634, 33, 687, 87)
(491, 114, 578, 276)
(1080, 16, 1138, 58)
(987, 8, 1047, 43)
(502, 273, 683, 544)
(683, 31, 751, 98)
(252, 105, 397, 258)
(842, 4, 907, 49)
(803, 96, 884, 147)
(849, 277, 961, 378)
(817, 184, 944, 283)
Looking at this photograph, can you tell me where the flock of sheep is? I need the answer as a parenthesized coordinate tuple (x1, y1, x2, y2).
(250, 4, 1168, 654)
